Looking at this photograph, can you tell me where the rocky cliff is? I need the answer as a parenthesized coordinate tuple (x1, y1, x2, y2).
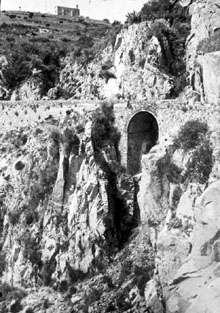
(186, 0, 220, 103)
(3, 0, 220, 105)
(0, 98, 220, 312)
(50, 22, 174, 101)
(0, 101, 153, 312)
(0, 3, 189, 102)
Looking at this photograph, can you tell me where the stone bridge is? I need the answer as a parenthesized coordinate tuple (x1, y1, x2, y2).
(0, 99, 219, 175)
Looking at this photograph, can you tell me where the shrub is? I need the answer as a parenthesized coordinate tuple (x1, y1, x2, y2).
(49, 126, 61, 144)
(173, 120, 208, 152)
(2, 38, 67, 92)
(66, 263, 86, 283)
(140, 0, 171, 21)
(139, 58, 146, 69)
(187, 139, 213, 184)
(73, 47, 82, 58)
(103, 18, 110, 24)
(76, 123, 85, 134)
(49, 126, 80, 155)
(82, 287, 102, 312)
(0, 283, 26, 301)
(125, 11, 141, 25)
(61, 37, 71, 42)
(25, 211, 38, 225)
(0, 283, 12, 298)
(112, 20, 121, 26)
(91, 102, 120, 153)
(18, 232, 42, 267)
(140, 0, 189, 24)
(8, 210, 20, 225)
(128, 49, 135, 64)
(40, 162, 59, 195)
(2, 48, 32, 89)
(98, 70, 116, 82)
(26, 309, 34, 313)
(77, 35, 94, 49)
(15, 161, 25, 171)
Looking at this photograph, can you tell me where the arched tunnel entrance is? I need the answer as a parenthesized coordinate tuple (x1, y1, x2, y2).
(127, 111, 159, 176)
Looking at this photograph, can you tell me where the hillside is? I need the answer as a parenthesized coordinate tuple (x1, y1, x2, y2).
(0, 1, 191, 101)
(0, 11, 121, 100)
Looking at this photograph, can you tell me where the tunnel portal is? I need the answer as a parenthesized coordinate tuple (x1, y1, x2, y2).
(127, 111, 158, 176)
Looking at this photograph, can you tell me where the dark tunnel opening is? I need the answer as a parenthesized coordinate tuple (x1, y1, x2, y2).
(127, 111, 158, 176)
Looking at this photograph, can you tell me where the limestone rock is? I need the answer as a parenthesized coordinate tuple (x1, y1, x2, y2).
(164, 181, 220, 313)
(179, 0, 193, 6)
(144, 279, 164, 313)
(51, 22, 173, 101)
(197, 52, 220, 104)
(187, 0, 220, 103)
(192, 181, 220, 257)
(138, 145, 170, 226)
(156, 227, 191, 285)
(11, 75, 44, 101)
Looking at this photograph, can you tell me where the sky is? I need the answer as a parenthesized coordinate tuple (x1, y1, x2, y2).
(1, 0, 146, 22)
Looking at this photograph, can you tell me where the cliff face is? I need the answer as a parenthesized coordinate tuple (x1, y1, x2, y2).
(186, 0, 220, 103)
(0, 98, 220, 312)
(0, 102, 152, 312)
(138, 121, 220, 313)
(49, 22, 173, 102)
(1, 21, 175, 102)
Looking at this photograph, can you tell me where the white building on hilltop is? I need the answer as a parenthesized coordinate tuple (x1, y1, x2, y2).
(55, 4, 80, 17)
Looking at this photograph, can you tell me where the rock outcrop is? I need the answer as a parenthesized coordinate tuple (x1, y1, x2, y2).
(48, 23, 174, 101)
(138, 118, 220, 313)
(187, 0, 220, 103)
(165, 181, 220, 313)
(0, 103, 152, 312)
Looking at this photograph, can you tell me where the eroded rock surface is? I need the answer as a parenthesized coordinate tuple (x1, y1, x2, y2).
(187, 0, 220, 103)
(47, 23, 173, 101)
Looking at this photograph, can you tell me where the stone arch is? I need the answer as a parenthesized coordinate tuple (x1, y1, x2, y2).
(127, 111, 159, 175)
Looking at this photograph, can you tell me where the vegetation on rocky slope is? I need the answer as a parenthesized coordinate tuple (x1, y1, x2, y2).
(0, 16, 122, 98)
(126, 0, 191, 95)
(173, 119, 213, 184)
(0, 0, 191, 100)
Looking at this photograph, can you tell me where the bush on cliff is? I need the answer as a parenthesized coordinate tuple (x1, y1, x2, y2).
(49, 126, 80, 155)
(140, 0, 189, 24)
(125, 11, 141, 25)
(174, 119, 213, 184)
(173, 119, 208, 152)
(2, 39, 64, 92)
(91, 102, 120, 154)
(8, 209, 21, 225)
(187, 139, 213, 184)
